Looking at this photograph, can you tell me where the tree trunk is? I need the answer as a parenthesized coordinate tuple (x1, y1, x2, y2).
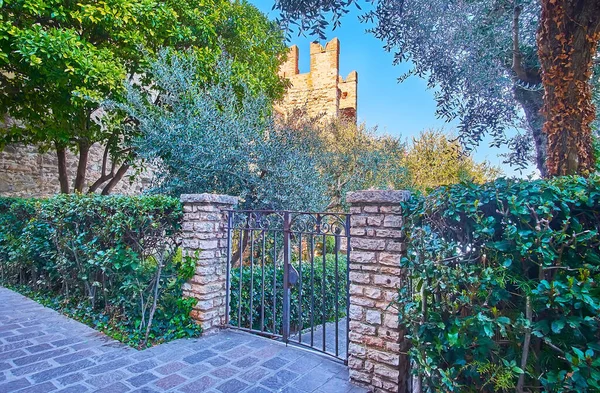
(514, 87, 548, 177)
(538, 0, 600, 176)
(74, 141, 90, 193)
(101, 163, 129, 195)
(55, 143, 70, 193)
(88, 173, 112, 193)
(88, 144, 114, 193)
(511, 4, 549, 177)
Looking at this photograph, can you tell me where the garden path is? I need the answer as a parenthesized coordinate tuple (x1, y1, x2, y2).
(0, 288, 365, 393)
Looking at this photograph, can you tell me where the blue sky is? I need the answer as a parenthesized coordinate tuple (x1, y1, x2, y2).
(249, 0, 529, 176)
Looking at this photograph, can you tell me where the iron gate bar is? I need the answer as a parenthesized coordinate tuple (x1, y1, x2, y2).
(297, 233, 303, 343)
(261, 230, 266, 332)
(335, 235, 339, 357)
(225, 211, 232, 327)
(273, 232, 278, 336)
(249, 229, 254, 331)
(237, 226, 242, 329)
(346, 215, 351, 358)
(322, 232, 326, 352)
(310, 234, 315, 347)
(224, 209, 351, 362)
(282, 212, 291, 342)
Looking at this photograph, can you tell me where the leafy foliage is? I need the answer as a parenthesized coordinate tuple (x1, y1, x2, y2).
(273, 111, 409, 211)
(0, 0, 288, 192)
(402, 130, 500, 193)
(272, 0, 550, 173)
(0, 195, 200, 348)
(118, 50, 327, 211)
(400, 177, 600, 391)
(316, 119, 408, 211)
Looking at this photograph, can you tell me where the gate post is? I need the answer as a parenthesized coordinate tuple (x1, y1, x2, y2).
(180, 193, 238, 333)
(346, 190, 411, 393)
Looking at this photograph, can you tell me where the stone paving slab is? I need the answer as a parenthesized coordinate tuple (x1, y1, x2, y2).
(0, 287, 367, 393)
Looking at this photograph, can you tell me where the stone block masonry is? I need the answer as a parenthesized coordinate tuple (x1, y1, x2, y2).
(0, 143, 152, 197)
(346, 189, 412, 393)
(180, 193, 238, 333)
(277, 38, 358, 123)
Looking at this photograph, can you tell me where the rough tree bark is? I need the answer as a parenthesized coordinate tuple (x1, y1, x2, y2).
(538, 0, 600, 176)
(74, 140, 90, 193)
(512, 5, 548, 178)
(514, 88, 547, 177)
(101, 162, 130, 195)
(88, 144, 115, 193)
(55, 143, 70, 194)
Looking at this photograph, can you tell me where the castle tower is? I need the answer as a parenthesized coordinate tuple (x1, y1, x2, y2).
(277, 38, 358, 123)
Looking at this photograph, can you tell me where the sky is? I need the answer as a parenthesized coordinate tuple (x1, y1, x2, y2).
(249, 0, 531, 177)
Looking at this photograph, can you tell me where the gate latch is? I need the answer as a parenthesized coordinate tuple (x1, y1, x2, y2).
(288, 264, 299, 287)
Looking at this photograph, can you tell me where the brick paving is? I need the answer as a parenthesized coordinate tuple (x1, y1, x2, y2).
(0, 287, 366, 393)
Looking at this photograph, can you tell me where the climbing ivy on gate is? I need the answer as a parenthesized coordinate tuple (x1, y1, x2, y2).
(399, 176, 600, 392)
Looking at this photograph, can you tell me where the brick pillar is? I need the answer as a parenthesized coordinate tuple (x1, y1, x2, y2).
(180, 193, 238, 333)
(346, 190, 411, 393)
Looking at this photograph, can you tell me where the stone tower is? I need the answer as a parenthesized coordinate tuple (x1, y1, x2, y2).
(276, 38, 358, 122)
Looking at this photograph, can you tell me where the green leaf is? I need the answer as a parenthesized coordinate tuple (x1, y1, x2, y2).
(551, 320, 566, 334)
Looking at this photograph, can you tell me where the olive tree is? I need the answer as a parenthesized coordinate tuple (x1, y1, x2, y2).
(116, 50, 327, 211)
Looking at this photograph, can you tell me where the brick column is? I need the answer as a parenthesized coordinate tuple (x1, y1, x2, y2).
(346, 190, 411, 393)
(180, 193, 238, 333)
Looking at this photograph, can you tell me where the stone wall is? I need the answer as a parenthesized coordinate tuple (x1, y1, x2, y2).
(0, 143, 153, 197)
(346, 189, 412, 393)
(277, 38, 358, 122)
(180, 193, 238, 333)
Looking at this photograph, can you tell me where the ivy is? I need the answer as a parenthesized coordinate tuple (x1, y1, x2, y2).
(400, 176, 600, 392)
(0, 194, 201, 348)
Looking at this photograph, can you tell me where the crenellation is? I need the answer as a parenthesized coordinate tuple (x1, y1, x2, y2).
(278, 38, 357, 122)
(339, 71, 358, 121)
(280, 45, 299, 77)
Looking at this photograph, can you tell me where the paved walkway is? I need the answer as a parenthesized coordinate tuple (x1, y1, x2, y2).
(0, 288, 366, 393)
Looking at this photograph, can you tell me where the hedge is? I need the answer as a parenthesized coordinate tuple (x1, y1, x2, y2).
(0, 194, 201, 347)
(229, 254, 347, 335)
(400, 176, 600, 392)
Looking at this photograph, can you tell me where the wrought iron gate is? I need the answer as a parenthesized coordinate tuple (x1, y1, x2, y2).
(225, 210, 351, 362)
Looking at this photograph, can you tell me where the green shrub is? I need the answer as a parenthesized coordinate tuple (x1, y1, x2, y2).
(229, 254, 347, 335)
(401, 176, 600, 392)
(0, 194, 201, 347)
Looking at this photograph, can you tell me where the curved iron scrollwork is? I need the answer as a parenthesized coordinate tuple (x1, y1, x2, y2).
(228, 210, 349, 236)
(230, 210, 285, 231)
(289, 212, 349, 236)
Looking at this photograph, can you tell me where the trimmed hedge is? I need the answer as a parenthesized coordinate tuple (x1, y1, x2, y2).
(229, 255, 347, 335)
(400, 176, 600, 392)
(0, 194, 201, 347)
